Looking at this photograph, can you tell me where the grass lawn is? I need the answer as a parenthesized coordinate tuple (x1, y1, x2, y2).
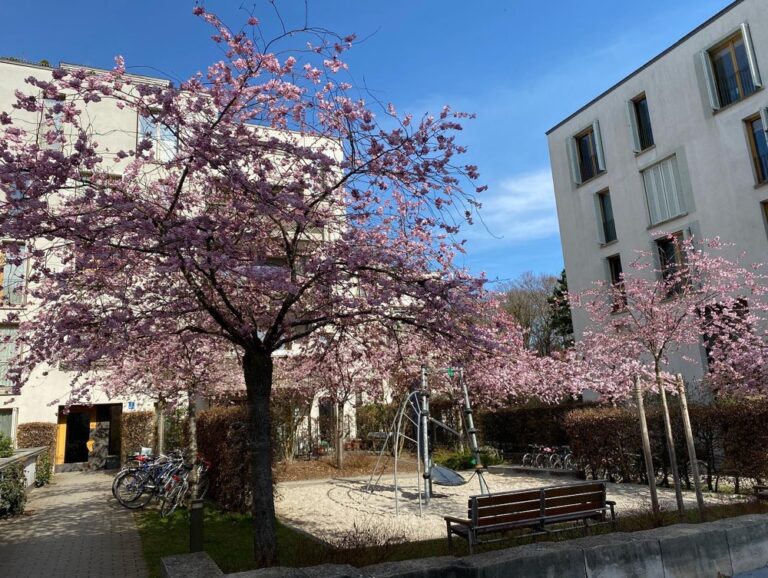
(135, 500, 768, 577)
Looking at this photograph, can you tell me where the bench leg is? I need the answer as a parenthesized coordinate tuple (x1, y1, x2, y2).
(468, 531, 475, 555)
(446, 520, 454, 555)
(583, 518, 591, 535)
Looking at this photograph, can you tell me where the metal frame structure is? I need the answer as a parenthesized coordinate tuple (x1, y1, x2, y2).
(366, 366, 489, 515)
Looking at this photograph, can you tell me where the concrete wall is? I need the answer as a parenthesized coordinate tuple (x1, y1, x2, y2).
(161, 513, 768, 578)
(546, 0, 768, 396)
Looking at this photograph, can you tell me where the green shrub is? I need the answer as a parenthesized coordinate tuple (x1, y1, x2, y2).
(35, 453, 53, 487)
(0, 432, 13, 458)
(433, 447, 503, 470)
(0, 464, 26, 517)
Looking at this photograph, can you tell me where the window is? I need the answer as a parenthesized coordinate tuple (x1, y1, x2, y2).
(567, 121, 605, 185)
(656, 232, 685, 294)
(607, 254, 626, 310)
(628, 94, 654, 152)
(138, 114, 177, 162)
(701, 24, 762, 110)
(642, 155, 686, 225)
(0, 326, 18, 391)
(0, 243, 27, 307)
(746, 110, 768, 184)
(0, 409, 13, 443)
(39, 97, 64, 151)
(597, 190, 617, 243)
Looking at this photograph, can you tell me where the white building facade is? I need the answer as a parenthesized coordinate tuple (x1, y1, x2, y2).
(547, 0, 768, 395)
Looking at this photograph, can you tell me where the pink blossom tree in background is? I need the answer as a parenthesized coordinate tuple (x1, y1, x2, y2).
(0, 8, 491, 565)
(573, 235, 767, 514)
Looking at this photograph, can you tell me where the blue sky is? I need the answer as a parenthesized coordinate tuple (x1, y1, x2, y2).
(0, 0, 732, 284)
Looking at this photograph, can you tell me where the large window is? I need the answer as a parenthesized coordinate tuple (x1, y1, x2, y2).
(568, 121, 605, 185)
(138, 114, 177, 162)
(0, 243, 27, 307)
(642, 155, 686, 226)
(629, 94, 654, 152)
(0, 326, 18, 391)
(701, 24, 762, 110)
(597, 190, 617, 243)
(0, 409, 13, 441)
(747, 110, 768, 185)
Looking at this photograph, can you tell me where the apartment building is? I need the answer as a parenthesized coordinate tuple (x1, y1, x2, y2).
(547, 0, 768, 394)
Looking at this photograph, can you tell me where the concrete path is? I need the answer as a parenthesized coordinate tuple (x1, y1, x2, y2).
(0, 471, 148, 578)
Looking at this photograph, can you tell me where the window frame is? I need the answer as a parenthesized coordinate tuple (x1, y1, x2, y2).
(0, 241, 28, 309)
(137, 112, 178, 162)
(606, 253, 626, 310)
(567, 120, 606, 186)
(628, 93, 654, 153)
(596, 189, 617, 244)
(700, 23, 762, 112)
(655, 231, 686, 294)
(641, 154, 687, 226)
(0, 324, 18, 393)
(745, 110, 768, 185)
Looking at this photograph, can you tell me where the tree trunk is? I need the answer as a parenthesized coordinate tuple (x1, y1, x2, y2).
(677, 374, 705, 519)
(656, 363, 685, 516)
(187, 388, 199, 499)
(242, 349, 278, 568)
(335, 402, 344, 470)
(156, 398, 166, 455)
(634, 376, 660, 515)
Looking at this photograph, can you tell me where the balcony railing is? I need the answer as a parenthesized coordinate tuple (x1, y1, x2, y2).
(715, 67, 756, 107)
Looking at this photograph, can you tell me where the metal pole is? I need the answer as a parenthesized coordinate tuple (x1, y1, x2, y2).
(658, 377, 685, 516)
(190, 499, 204, 552)
(677, 374, 706, 519)
(460, 368, 489, 495)
(634, 376, 660, 515)
(420, 367, 431, 506)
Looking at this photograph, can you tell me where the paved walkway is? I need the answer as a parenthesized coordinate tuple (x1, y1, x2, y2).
(0, 471, 148, 578)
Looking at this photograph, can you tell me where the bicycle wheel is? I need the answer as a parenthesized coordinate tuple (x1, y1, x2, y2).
(521, 453, 534, 467)
(550, 455, 563, 469)
(534, 454, 548, 468)
(161, 480, 188, 518)
(114, 470, 153, 509)
(563, 455, 575, 470)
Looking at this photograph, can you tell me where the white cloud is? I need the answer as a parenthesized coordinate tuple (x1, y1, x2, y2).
(466, 169, 560, 246)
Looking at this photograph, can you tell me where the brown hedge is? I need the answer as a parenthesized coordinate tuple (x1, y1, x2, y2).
(120, 411, 155, 461)
(197, 405, 252, 512)
(16, 422, 57, 461)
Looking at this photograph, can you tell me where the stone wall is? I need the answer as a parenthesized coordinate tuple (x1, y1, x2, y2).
(161, 513, 768, 578)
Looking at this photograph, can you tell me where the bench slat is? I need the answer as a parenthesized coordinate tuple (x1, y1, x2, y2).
(476, 510, 542, 527)
(473, 489, 541, 507)
(544, 492, 604, 509)
(544, 483, 604, 498)
(543, 503, 605, 519)
(476, 499, 542, 517)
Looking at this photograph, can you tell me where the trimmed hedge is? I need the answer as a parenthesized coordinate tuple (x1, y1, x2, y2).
(478, 403, 586, 454)
(121, 411, 155, 461)
(197, 405, 253, 512)
(16, 422, 57, 461)
(559, 398, 768, 489)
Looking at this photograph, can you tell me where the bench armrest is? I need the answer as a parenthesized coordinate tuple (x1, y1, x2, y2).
(444, 516, 471, 526)
(606, 500, 617, 506)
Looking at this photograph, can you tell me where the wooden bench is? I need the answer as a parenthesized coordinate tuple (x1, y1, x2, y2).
(444, 482, 616, 554)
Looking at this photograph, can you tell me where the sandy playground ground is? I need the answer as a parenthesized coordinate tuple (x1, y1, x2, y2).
(275, 470, 741, 546)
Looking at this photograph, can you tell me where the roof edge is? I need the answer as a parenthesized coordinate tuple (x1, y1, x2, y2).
(546, 0, 745, 135)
